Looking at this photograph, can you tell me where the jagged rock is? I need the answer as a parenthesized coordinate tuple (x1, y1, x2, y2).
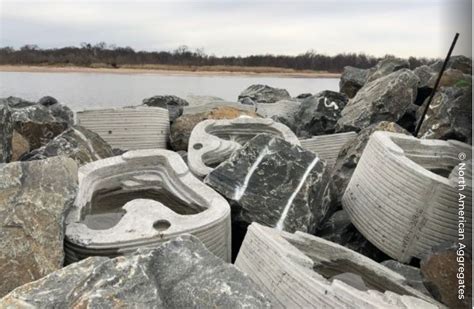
(316, 210, 390, 262)
(1, 236, 272, 308)
(0, 157, 78, 297)
(342, 132, 472, 262)
(65, 149, 231, 263)
(382, 260, 430, 296)
(188, 117, 300, 178)
(0, 102, 13, 162)
(336, 69, 419, 132)
(255, 99, 300, 128)
(21, 125, 114, 165)
(38, 95, 58, 106)
(235, 223, 439, 308)
(37, 96, 74, 125)
(427, 69, 470, 89)
(239, 97, 256, 106)
(185, 95, 225, 106)
(205, 134, 329, 234)
(339, 66, 370, 98)
(430, 55, 472, 74)
(366, 57, 410, 82)
(413, 65, 435, 105)
(77, 106, 170, 150)
(296, 92, 312, 99)
(323, 121, 409, 214)
(238, 84, 291, 103)
(170, 106, 258, 151)
(299, 132, 357, 168)
(142, 95, 189, 122)
(420, 243, 472, 308)
(292, 90, 348, 137)
(416, 86, 472, 144)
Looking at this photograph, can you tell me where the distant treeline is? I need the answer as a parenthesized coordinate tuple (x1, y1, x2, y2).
(0, 42, 436, 72)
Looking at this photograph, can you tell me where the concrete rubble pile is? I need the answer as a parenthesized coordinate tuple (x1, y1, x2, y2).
(0, 56, 471, 307)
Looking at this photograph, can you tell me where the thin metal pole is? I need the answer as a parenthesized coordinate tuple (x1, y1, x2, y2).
(414, 32, 459, 137)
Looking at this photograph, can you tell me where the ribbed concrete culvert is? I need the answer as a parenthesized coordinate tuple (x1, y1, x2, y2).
(342, 131, 472, 263)
(299, 132, 357, 167)
(65, 149, 231, 263)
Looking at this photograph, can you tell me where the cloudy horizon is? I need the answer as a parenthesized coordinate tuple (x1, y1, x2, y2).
(0, 0, 472, 59)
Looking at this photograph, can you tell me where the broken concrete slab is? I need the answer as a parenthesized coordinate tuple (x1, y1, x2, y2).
(299, 132, 357, 168)
(65, 149, 231, 263)
(235, 223, 440, 308)
(238, 84, 291, 103)
(188, 117, 300, 178)
(76, 106, 170, 150)
(342, 131, 472, 263)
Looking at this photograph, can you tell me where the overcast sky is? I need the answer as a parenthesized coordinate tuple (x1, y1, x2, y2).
(0, 0, 471, 58)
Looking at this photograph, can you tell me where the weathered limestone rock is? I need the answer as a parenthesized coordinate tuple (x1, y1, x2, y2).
(430, 55, 472, 75)
(188, 117, 300, 178)
(256, 99, 300, 128)
(336, 69, 419, 132)
(142, 95, 189, 122)
(1, 236, 272, 308)
(0, 102, 13, 162)
(65, 150, 231, 263)
(300, 132, 357, 168)
(382, 260, 430, 296)
(427, 69, 470, 89)
(238, 84, 291, 103)
(235, 223, 440, 308)
(77, 106, 170, 150)
(21, 125, 114, 165)
(366, 57, 410, 83)
(416, 86, 472, 144)
(205, 134, 329, 234)
(0, 157, 78, 297)
(323, 121, 409, 214)
(184, 95, 225, 106)
(316, 210, 390, 262)
(170, 105, 258, 151)
(342, 132, 472, 262)
(420, 243, 472, 308)
(293, 90, 348, 137)
(339, 66, 370, 98)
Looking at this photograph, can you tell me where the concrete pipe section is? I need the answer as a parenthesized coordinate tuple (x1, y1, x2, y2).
(343, 131, 472, 263)
(235, 223, 440, 308)
(299, 132, 357, 168)
(76, 106, 170, 150)
(188, 117, 300, 178)
(65, 149, 231, 263)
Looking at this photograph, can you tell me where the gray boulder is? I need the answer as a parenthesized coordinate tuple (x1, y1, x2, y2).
(366, 57, 410, 82)
(292, 90, 348, 137)
(38, 96, 58, 106)
(0, 236, 272, 308)
(238, 84, 291, 103)
(143, 95, 189, 122)
(0, 102, 13, 162)
(296, 92, 312, 99)
(413, 65, 435, 105)
(430, 55, 472, 75)
(0, 157, 78, 297)
(205, 134, 330, 234)
(416, 85, 471, 144)
(339, 66, 370, 98)
(336, 69, 419, 132)
(381, 260, 430, 296)
(21, 125, 114, 165)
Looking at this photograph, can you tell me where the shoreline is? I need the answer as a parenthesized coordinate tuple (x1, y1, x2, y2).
(0, 65, 341, 78)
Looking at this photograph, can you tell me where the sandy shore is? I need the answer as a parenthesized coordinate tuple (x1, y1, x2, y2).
(0, 65, 341, 78)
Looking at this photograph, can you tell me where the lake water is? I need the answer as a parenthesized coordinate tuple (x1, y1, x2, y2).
(0, 71, 339, 111)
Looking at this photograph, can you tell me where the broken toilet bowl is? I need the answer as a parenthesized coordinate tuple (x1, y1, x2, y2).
(64, 149, 231, 263)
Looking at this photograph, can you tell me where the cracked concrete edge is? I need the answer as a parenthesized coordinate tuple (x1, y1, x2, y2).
(299, 132, 357, 167)
(342, 131, 472, 262)
(235, 223, 443, 308)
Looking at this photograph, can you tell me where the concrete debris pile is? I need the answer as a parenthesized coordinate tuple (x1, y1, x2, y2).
(0, 55, 471, 307)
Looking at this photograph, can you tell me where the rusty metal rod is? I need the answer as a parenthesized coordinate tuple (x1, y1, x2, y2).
(414, 32, 459, 137)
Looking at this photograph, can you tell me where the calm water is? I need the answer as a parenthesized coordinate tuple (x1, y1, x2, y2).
(0, 71, 339, 111)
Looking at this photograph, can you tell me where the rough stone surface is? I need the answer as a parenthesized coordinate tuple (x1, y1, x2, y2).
(184, 95, 225, 106)
(316, 210, 390, 262)
(205, 134, 330, 234)
(21, 125, 114, 165)
(238, 84, 291, 103)
(366, 57, 410, 83)
(430, 55, 472, 75)
(0, 102, 13, 162)
(413, 65, 435, 105)
(339, 66, 370, 98)
(255, 99, 300, 129)
(1, 236, 272, 308)
(296, 92, 312, 99)
(420, 243, 472, 308)
(427, 69, 470, 89)
(416, 86, 472, 144)
(38, 95, 58, 106)
(323, 121, 409, 214)
(170, 106, 258, 151)
(142, 95, 189, 122)
(0, 157, 78, 297)
(336, 69, 419, 132)
(292, 90, 348, 137)
(382, 260, 430, 296)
